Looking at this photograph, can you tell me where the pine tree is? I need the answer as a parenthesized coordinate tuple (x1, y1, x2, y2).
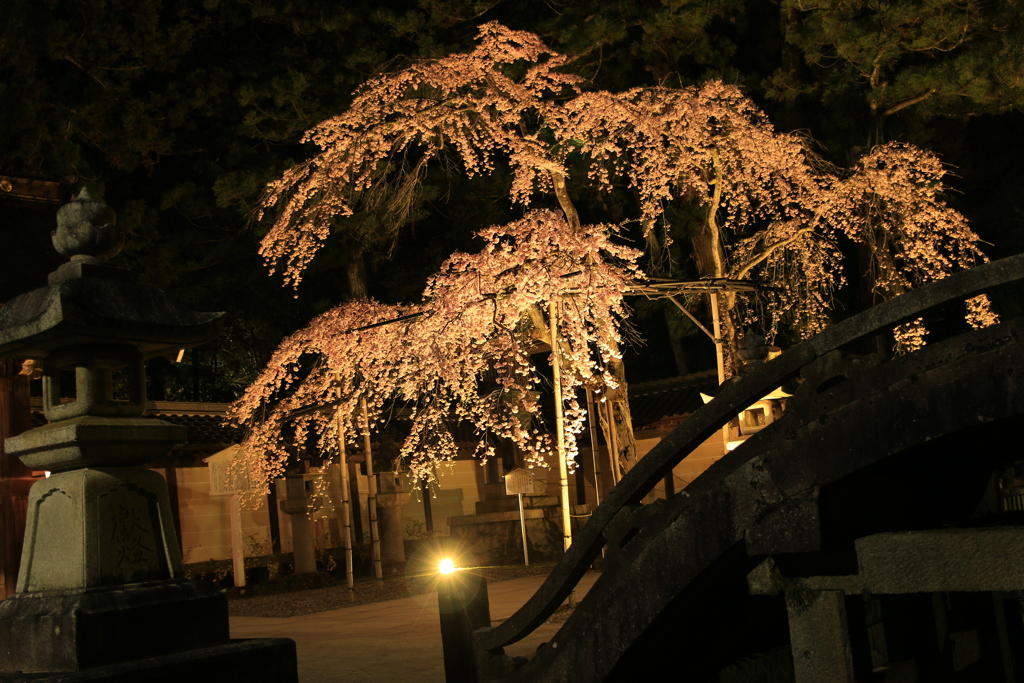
(772, 0, 1024, 148)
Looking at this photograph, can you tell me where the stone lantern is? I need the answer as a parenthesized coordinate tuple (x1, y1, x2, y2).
(0, 190, 295, 678)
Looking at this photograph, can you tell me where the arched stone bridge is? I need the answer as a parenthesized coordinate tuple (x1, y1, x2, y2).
(441, 253, 1024, 682)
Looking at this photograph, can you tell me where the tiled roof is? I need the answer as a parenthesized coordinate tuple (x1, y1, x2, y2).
(627, 370, 720, 431)
(154, 412, 240, 446)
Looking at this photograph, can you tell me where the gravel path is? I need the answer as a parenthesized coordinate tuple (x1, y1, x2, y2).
(228, 563, 559, 618)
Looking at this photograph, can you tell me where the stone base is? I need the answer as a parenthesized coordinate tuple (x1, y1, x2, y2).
(0, 638, 297, 682)
(448, 508, 566, 564)
(474, 495, 558, 514)
(0, 580, 228, 673)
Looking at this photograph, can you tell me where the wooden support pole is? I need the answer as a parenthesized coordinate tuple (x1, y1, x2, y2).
(604, 399, 622, 485)
(228, 492, 246, 588)
(548, 299, 575, 609)
(709, 292, 730, 454)
(335, 407, 355, 595)
(787, 589, 856, 683)
(360, 397, 383, 583)
(518, 493, 529, 567)
(585, 387, 602, 507)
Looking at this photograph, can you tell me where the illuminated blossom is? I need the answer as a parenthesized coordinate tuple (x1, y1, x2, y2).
(230, 211, 640, 502)
(236, 23, 998, 500)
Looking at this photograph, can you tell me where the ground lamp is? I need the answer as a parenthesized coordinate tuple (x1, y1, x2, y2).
(0, 190, 296, 679)
(436, 563, 490, 683)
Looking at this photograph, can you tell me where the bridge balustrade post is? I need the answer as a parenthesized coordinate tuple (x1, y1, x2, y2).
(438, 571, 491, 683)
(785, 587, 856, 683)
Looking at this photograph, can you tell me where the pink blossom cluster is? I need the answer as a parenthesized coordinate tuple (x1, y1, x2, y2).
(240, 23, 1000, 501)
(229, 211, 641, 502)
(256, 22, 582, 289)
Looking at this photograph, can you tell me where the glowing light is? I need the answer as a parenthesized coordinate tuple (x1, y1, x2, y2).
(438, 558, 456, 574)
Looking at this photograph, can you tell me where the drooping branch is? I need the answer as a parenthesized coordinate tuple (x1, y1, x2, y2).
(231, 211, 643, 502)
(243, 23, 997, 496)
(733, 225, 818, 281)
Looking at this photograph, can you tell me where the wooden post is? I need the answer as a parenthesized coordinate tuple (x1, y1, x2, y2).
(335, 409, 355, 595)
(360, 397, 383, 583)
(548, 300, 573, 554)
(548, 299, 575, 609)
(228, 492, 246, 588)
(585, 387, 602, 507)
(518, 493, 529, 567)
(709, 292, 731, 454)
(787, 590, 856, 683)
(438, 571, 490, 683)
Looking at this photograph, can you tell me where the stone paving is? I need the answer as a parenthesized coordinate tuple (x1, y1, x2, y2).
(230, 571, 600, 683)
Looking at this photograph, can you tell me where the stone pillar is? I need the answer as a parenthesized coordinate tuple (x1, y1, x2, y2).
(786, 588, 856, 683)
(376, 472, 410, 567)
(280, 469, 318, 575)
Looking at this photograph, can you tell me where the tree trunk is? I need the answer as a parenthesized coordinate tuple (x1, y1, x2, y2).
(596, 353, 638, 474)
(347, 250, 368, 299)
(690, 214, 739, 377)
(664, 306, 690, 376)
(779, 4, 807, 128)
(548, 299, 574, 559)
(867, 63, 887, 149)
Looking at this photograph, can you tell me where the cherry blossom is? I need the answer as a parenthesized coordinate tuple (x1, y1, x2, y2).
(229, 211, 641, 502)
(238, 23, 998, 501)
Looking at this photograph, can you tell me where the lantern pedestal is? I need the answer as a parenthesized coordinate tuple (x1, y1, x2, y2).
(0, 580, 229, 672)
(0, 637, 297, 682)
(0, 190, 297, 680)
(0, 422, 234, 673)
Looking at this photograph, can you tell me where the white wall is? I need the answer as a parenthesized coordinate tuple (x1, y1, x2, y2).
(172, 467, 272, 564)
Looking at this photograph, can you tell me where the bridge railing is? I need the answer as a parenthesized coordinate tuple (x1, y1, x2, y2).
(472, 253, 1024, 660)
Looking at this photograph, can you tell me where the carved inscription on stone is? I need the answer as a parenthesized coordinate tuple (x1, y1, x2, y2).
(97, 483, 165, 584)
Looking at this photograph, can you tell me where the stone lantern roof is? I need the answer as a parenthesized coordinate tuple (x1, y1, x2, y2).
(0, 189, 222, 360)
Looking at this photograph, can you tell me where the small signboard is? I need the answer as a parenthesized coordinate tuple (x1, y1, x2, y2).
(504, 468, 535, 566)
(202, 445, 255, 588)
(504, 468, 536, 496)
(204, 445, 252, 495)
